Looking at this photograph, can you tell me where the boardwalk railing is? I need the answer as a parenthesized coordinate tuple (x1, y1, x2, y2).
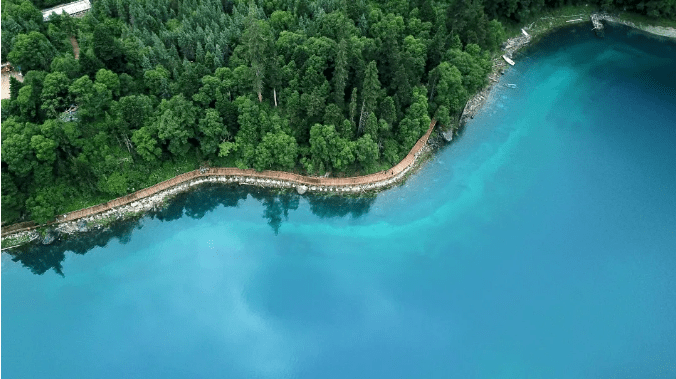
(2, 121, 435, 237)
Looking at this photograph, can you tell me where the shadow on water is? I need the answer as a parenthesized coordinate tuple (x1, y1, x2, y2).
(306, 194, 375, 219)
(6, 220, 141, 276)
(4, 184, 376, 275)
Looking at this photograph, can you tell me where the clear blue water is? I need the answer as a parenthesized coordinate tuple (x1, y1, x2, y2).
(3, 25, 676, 378)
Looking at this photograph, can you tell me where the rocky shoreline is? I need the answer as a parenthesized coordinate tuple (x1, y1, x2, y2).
(456, 12, 676, 138)
(457, 29, 531, 132)
(1, 144, 432, 249)
(3, 13, 674, 251)
(600, 14, 676, 38)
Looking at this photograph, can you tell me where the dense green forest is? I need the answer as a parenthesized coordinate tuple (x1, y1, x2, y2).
(2, 0, 675, 225)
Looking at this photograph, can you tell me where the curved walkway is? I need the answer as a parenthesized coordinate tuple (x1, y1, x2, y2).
(1, 121, 436, 238)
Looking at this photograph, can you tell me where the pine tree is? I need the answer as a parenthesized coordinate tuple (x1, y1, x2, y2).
(349, 87, 358, 131)
(241, 2, 271, 102)
(380, 96, 396, 127)
(359, 61, 381, 134)
(333, 39, 349, 107)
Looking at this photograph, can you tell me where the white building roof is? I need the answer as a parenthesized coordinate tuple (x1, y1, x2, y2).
(42, 0, 91, 21)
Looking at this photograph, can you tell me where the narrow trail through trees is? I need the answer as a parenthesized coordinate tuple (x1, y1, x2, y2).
(70, 36, 79, 59)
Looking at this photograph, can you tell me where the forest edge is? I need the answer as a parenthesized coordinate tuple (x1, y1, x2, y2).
(1, 119, 434, 246)
(2, 12, 676, 248)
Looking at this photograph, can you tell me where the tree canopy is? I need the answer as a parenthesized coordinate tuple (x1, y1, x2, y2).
(3, 0, 673, 224)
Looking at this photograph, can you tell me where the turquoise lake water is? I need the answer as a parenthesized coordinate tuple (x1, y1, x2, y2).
(3, 24, 676, 378)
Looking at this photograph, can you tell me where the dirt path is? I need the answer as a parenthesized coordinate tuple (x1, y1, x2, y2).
(1, 68, 23, 100)
(70, 36, 80, 59)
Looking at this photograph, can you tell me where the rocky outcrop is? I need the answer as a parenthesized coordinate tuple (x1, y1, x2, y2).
(41, 232, 56, 245)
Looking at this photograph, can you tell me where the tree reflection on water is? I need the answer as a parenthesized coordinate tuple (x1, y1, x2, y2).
(5, 184, 376, 275)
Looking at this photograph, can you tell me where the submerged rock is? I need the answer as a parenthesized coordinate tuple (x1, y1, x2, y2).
(42, 232, 56, 245)
(443, 129, 454, 142)
(77, 220, 89, 232)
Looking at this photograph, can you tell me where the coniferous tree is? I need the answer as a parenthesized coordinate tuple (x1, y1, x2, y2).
(3, 0, 597, 224)
(241, 3, 272, 102)
(359, 60, 381, 134)
(333, 39, 349, 107)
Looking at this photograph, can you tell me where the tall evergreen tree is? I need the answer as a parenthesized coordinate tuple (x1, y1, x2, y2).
(241, 3, 272, 102)
(333, 39, 349, 107)
(359, 60, 381, 134)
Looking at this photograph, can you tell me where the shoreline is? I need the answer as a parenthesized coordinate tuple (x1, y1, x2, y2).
(458, 12, 676, 128)
(3, 12, 675, 249)
(1, 122, 435, 248)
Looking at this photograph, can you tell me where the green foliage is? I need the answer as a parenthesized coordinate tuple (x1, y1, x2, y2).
(144, 65, 171, 98)
(16, 80, 43, 121)
(255, 131, 298, 171)
(114, 94, 154, 133)
(69, 74, 114, 121)
(50, 54, 80, 79)
(398, 86, 430, 150)
(233, 96, 262, 168)
(8, 31, 55, 73)
(309, 123, 355, 173)
(1, 172, 25, 223)
(40, 71, 71, 117)
(333, 38, 349, 107)
(1, 119, 36, 177)
(99, 171, 129, 196)
(380, 96, 396, 127)
(95, 69, 121, 97)
(93, 20, 124, 68)
(6, 0, 667, 225)
(241, 7, 274, 100)
(154, 94, 198, 157)
(430, 61, 467, 116)
(361, 60, 381, 119)
(25, 185, 69, 224)
(26, 191, 57, 224)
(132, 126, 161, 161)
(198, 109, 228, 157)
(218, 141, 238, 158)
(355, 134, 379, 172)
(30, 134, 58, 163)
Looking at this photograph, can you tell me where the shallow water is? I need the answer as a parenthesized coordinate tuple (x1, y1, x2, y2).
(3, 24, 676, 378)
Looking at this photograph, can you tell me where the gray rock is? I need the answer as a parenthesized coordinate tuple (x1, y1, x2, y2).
(296, 185, 308, 195)
(42, 232, 56, 245)
(77, 220, 89, 232)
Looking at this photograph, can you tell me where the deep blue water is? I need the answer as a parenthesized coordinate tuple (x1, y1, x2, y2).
(3, 25, 676, 378)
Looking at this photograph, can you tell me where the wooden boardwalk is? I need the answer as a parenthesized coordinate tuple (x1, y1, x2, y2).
(2, 121, 436, 237)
